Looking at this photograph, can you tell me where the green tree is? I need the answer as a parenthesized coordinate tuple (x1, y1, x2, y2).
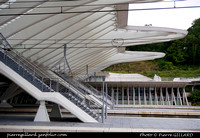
(188, 89, 200, 106)
(165, 41, 185, 65)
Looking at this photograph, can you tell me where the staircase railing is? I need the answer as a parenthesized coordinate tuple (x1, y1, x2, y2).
(0, 34, 54, 92)
(52, 68, 113, 108)
(0, 33, 100, 121)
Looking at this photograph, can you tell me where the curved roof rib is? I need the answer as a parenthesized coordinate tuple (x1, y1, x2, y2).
(0, 0, 188, 78)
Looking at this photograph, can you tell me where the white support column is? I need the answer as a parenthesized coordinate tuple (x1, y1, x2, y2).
(166, 88, 170, 105)
(165, 88, 168, 105)
(127, 87, 129, 105)
(0, 83, 19, 108)
(138, 87, 141, 105)
(133, 87, 135, 105)
(176, 88, 179, 105)
(116, 87, 118, 105)
(34, 101, 50, 122)
(172, 88, 177, 106)
(155, 88, 158, 105)
(177, 88, 182, 106)
(144, 87, 147, 105)
(149, 88, 152, 105)
(50, 104, 63, 118)
(171, 88, 173, 105)
(160, 87, 163, 105)
(122, 87, 124, 105)
(183, 88, 189, 106)
(111, 86, 114, 104)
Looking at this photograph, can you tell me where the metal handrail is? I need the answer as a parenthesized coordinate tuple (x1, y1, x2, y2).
(52, 67, 113, 107)
(0, 33, 100, 120)
(0, 33, 51, 80)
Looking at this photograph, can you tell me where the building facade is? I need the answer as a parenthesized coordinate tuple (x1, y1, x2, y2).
(88, 73, 190, 106)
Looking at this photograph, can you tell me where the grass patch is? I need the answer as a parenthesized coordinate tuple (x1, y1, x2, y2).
(103, 61, 200, 79)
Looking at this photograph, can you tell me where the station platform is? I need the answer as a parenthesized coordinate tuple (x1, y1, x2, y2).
(0, 105, 200, 132)
(0, 115, 200, 132)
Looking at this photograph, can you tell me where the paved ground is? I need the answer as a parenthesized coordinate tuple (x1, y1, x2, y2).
(0, 115, 200, 132)
(114, 108, 200, 112)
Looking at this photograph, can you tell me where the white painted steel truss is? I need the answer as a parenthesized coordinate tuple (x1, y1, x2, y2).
(0, 0, 188, 79)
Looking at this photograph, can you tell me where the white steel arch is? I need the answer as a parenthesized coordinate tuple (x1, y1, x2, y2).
(0, 0, 188, 79)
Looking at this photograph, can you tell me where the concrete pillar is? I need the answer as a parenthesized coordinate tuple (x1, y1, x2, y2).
(127, 87, 129, 105)
(133, 87, 135, 105)
(0, 100, 12, 108)
(183, 88, 189, 106)
(34, 101, 50, 122)
(0, 83, 19, 108)
(160, 87, 164, 105)
(165, 88, 168, 105)
(144, 87, 146, 105)
(166, 88, 170, 105)
(138, 87, 141, 105)
(111, 86, 114, 104)
(149, 88, 152, 105)
(155, 88, 158, 105)
(171, 88, 173, 105)
(171, 88, 177, 106)
(50, 104, 63, 118)
(122, 87, 124, 105)
(116, 87, 118, 105)
(177, 88, 182, 106)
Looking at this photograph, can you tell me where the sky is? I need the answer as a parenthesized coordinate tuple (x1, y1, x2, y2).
(128, 0, 200, 30)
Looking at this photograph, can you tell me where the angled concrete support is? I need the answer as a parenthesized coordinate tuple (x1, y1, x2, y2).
(34, 101, 50, 122)
(144, 87, 147, 105)
(183, 89, 189, 106)
(155, 88, 158, 105)
(138, 87, 141, 105)
(171, 89, 177, 106)
(160, 88, 164, 105)
(0, 82, 19, 108)
(177, 88, 182, 106)
(50, 104, 63, 118)
(149, 88, 152, 105)
(0, 100, 12, 108)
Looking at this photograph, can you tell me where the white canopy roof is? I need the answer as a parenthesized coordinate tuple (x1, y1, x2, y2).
(105, 73, 153, 82)
(0, 0, 188, 79)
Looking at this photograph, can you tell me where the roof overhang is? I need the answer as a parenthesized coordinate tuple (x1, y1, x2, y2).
(0, 0, 188, 79)
(88, 81, 190, 88)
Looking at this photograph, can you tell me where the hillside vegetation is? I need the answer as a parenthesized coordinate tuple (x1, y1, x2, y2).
(103, 18, 200, 79)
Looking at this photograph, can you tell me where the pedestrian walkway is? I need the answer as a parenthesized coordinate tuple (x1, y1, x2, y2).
(0, 115, 200, 132)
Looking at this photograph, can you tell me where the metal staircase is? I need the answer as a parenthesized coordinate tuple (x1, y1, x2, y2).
(0, 33, 99, 122)
(52, 70, 113, 108)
